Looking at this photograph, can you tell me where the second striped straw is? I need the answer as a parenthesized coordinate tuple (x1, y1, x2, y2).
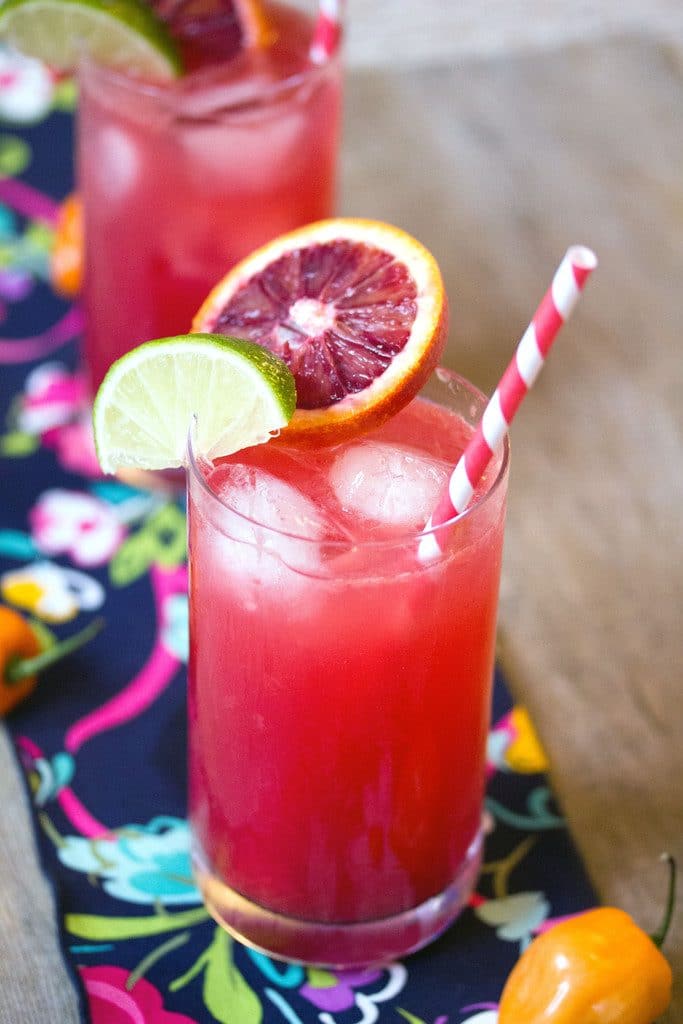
(419, 245, 598, 562)
(309, 0, 344, 64)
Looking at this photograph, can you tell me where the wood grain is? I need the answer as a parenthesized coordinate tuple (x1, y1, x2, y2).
(344, 0, 683, 66)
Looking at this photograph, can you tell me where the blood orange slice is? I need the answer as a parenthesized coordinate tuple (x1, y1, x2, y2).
(192, 218, 449, 446)
(232, 0, 277, 48)
(151, 0, 276, 70)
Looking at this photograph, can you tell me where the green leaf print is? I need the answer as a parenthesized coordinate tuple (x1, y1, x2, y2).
(65, 906, 209, 941)
(52, 77, 78, 111)
(110, 504, 186, 586)
(0, 430, 39, 457)
(171, 926, 262, 1024)
(0, 135, 30, 177)
(396, 1010, 429, 1024)
(306, 967, 337, 989)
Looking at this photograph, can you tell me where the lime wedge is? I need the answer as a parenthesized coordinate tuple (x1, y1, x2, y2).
(0, 0, 183, 79)
(93, 334, 297, 474)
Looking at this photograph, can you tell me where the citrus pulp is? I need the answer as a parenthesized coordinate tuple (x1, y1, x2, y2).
(150, 0, 276, 71)
(92, 333, 296, 473)
(192, 218, 449, 445)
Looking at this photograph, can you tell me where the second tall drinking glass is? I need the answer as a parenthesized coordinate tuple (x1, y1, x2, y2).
(77, 1, 342, 393)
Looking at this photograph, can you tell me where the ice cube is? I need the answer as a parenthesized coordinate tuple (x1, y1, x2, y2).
(179, 97, 308, 194)
(206, 463, 332, 580)
(329, 441, 448, 534)
(175, 63, 280, 122)
(93, 127, 139, 201)
(218, 463, 326, 536)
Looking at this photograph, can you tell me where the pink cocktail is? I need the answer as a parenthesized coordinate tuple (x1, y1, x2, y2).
(77, 0, 342, 393)
(187, 369, 509, 966)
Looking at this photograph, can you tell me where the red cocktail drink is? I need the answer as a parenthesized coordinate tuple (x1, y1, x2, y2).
(77, 1, 342, 392)
(187, 369, 509, 966)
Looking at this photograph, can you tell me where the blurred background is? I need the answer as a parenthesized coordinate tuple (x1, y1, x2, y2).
(345, 0, 683, 67)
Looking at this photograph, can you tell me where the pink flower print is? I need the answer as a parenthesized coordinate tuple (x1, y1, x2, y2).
(17, 364, 103, 478)
(44, 418, 103, 479)
(0, 48, 55, 123)
(19, 362, 88, 435)
(80, 966, 198, 1024)
(30, 489, 126, 567)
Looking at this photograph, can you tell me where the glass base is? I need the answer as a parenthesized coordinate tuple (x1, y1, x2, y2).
(192, 828, 483, 968)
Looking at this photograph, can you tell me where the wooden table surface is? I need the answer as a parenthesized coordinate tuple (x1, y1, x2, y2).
(1, 32, 682, 1023)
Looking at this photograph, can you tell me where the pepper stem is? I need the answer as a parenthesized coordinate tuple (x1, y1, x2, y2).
(650, 853, 677, 949)
(5, 618, 104, 683)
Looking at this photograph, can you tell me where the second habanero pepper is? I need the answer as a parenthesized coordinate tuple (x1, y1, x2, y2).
(0, 604, 103, 716)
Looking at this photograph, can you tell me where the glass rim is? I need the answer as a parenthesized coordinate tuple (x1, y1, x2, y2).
(76, 46, 340, 118)
(186, 368, 510, 552)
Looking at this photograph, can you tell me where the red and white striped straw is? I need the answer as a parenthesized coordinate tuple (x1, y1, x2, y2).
(419, 245, 598, 562)
(309, 0, 344, 64)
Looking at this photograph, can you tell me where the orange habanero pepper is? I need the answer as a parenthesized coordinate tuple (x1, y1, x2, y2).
(498, 855, 675, 1024)
(0, 604, 103, 716)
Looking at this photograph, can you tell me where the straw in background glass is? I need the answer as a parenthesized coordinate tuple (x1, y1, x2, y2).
(309, 0, 344, 63)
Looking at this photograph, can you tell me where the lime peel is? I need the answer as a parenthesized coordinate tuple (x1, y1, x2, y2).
(93, 333, 297, 474)
(0, 0, 183, 79)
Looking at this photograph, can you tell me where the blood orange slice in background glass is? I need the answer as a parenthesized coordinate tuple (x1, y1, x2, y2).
(192, 218, 449, 446)
(151, 0, 277, 70)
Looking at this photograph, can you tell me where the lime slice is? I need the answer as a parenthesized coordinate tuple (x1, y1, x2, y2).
(0, 0, 183, 79)
(93, 334, 297, 473)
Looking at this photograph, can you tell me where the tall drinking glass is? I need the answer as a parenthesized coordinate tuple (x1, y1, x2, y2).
(76, 0, 342, 394)
(187, 368, 509, 966)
